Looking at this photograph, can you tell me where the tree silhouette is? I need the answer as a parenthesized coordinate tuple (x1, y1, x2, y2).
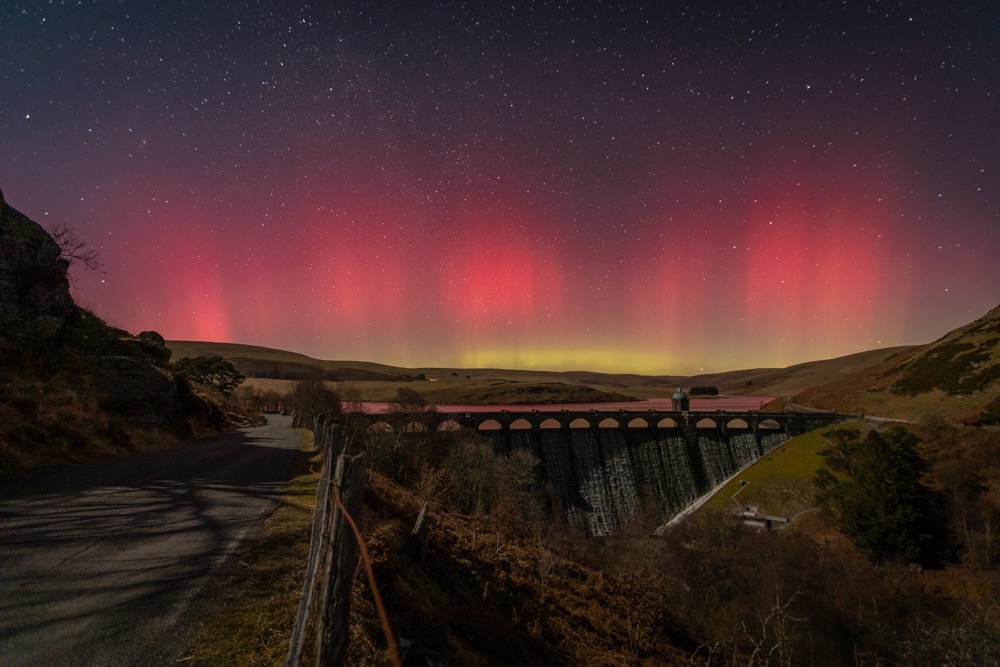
(814, 427, 948, 565)
(285, 379, 341, 420)
(174, 355, 245, 397)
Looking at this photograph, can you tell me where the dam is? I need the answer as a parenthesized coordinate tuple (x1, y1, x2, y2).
(463, 409, 853, 535)
(350, 406, 856, 536)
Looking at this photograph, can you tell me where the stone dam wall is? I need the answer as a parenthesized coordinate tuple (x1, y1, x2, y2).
(484, 425, 790, 536)
(351, 409, 855, 537)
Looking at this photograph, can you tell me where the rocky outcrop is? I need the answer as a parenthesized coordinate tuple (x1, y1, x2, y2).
(1, 189, 174, 410)
(94, 355, 176, 422)
(0, 188, 261, 470)
(0, 188, 78, 367)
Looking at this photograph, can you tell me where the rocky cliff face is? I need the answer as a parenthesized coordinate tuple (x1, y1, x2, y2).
(0, 189, 260, 471)
(0, 188, 78, 367)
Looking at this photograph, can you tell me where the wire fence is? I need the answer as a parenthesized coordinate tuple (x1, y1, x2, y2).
(285, 416, 359, 667)
(285, 414, 402, 667)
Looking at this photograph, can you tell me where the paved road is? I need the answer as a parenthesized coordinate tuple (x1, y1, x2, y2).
(0, 415, 302, 667)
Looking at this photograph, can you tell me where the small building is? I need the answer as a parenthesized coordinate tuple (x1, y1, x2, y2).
(671, 388, 690, 411)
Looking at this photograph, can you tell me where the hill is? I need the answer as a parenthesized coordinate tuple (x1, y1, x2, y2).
(168, 305, 1000, 418)
(166, 341, 652, 404)
(168, 340, 917, 404)
(794, 304, 1000, 422)
(686, 346, 918, 397)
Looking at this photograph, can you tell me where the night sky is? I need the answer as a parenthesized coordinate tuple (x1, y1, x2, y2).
(2, 1, 998, 374)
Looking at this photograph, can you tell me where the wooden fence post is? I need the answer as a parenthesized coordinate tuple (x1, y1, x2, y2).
(313, 452, 366, 666)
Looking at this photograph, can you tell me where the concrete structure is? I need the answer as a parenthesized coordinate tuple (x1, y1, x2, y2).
(353, 408, 856, 439)
(671, 388, 690, 411)
(350, 407, 857, 536)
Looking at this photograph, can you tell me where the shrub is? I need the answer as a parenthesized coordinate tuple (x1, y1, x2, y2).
(284, 379, 341, 420)
(891, 342, 992, 395)
(173, 355, 245, 396)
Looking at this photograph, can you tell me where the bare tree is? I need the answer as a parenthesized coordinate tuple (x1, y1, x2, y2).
(49, 223, 105, 283)
(742, 588, 806, 667)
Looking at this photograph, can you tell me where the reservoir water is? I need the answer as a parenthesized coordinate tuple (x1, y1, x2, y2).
(361, 396, 774, 414)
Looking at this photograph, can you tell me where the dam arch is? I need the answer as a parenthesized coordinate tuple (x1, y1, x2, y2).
(477, 419, 502, 431)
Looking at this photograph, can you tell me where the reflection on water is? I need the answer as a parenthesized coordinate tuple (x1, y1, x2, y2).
(360, 396, 773, 414)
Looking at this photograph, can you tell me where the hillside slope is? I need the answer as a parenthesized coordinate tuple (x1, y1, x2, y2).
(170, 340, 914, 403)
(795, 304, 1000, 422)
(168, 340, 681, 386)
(683, 346, 917, 398)
(167, 342, 654, 403)
(168, 342, 649, 389)
(167, 340, 406, 381)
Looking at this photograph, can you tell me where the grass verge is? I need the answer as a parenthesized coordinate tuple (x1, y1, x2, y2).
(698, 421, 864, 517)
(182, 429, 320, 666)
